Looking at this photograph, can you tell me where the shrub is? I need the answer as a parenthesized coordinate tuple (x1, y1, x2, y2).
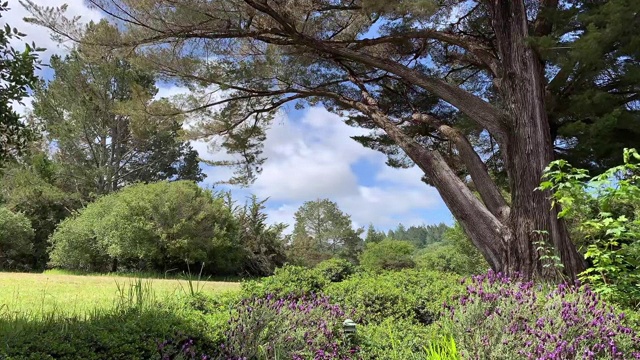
(445, 271, 640, 359)
(359, 239, 415, 273)
(49, 181, 241, 274)
(221, 295, 358, 359)
(316, 258, 356, 282)
(241, 265, 328, 298)
(227, 193, 288, 277)
(0, 207, 34, 270)
(326, 269, 463, 325)
(0, 162, 82, 270)
(415, 223, 488, 276)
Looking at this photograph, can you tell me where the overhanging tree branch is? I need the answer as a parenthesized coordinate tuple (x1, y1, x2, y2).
(307, 41, 509, 144)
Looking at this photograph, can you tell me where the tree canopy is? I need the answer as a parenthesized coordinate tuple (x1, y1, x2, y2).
(30, 21, 204, 199)
(22, 0, 640, 279)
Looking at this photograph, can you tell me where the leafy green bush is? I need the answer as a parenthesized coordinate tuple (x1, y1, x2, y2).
(315, 258, 356, 282)
(0, 163, 82, 270)
(49, 181, 241, 274)
(241, 265, 328, 298)
(359, 239, 416, 273)
(325, 269, 463, 325)
(540, 148, 640, 307)
(0, 207, 34, 270)
(415, 223, 487, 276)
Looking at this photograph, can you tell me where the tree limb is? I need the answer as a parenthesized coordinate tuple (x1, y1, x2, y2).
(310, 41, 509, 143)
(412, 113, 510, 221)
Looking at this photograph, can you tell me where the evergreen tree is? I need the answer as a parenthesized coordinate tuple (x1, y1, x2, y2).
(364, 223, 385, 243)
(289, 199, 363, 266)
(26, 0, 640, 279)
(30, 21, 203, 199)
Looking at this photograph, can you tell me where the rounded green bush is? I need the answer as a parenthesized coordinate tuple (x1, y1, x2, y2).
(49, 181, 239, 274)
(325, 269, 463, 325)
(315, 258, 355, 282)
(241, 264, 328, 298)
(359, 239, 416, 273)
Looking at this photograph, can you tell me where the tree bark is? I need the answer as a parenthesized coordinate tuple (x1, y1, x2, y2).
(341, 1, 587, 280)
(490, 0, 586, 279)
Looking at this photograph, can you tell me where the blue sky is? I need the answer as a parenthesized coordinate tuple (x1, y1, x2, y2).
(5, 0, 453, 232)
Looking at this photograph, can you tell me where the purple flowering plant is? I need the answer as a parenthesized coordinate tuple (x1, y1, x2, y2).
(443, 270, 640, 360)
(221, 293, 359, 360)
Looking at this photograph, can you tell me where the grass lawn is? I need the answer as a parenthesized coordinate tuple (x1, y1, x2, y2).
(0, 272, 240, 317)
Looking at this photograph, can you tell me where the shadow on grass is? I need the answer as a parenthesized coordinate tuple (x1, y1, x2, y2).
(42, 268, 255, 283)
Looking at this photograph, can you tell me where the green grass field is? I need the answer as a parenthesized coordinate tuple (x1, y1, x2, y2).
(0, 272, 240, 317)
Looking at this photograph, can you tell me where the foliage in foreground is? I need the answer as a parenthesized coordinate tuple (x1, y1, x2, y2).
(2, 266, 640, 360)
(326, 270, 463, 326)
(0, 282, 228, 360)
(222, 295, 356, 359)
(242, 265, 464, 326)
(541, 148, 640, 308)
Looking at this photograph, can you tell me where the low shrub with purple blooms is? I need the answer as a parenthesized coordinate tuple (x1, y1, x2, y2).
(222, 294, 359, 360)
(444, 270, 640, 360)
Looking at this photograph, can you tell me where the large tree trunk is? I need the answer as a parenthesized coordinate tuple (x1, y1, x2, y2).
(490, 1, 586, 279)
(352, 1, 587, 281)
(319, 3, 586, 280)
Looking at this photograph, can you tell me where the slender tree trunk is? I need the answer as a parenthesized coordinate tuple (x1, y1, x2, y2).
(490, 1, 585, 279)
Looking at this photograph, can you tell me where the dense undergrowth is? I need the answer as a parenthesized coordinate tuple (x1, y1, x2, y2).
(1, 265, 639, 360)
